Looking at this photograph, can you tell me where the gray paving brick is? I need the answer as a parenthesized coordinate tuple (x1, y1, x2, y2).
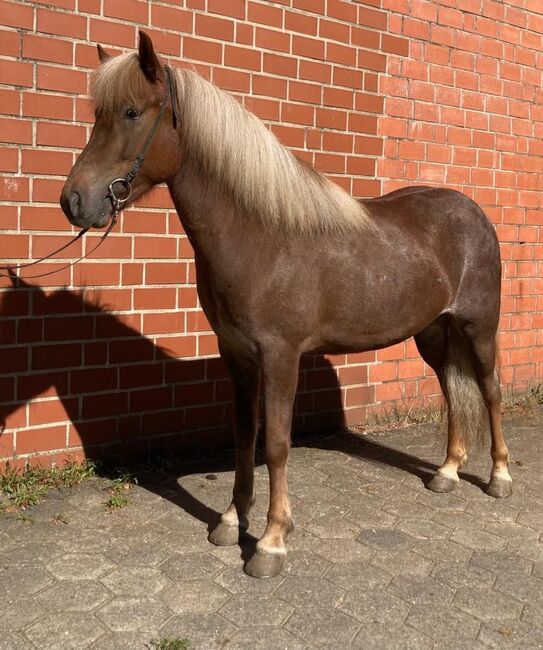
(100, 566, 168, 596)
(159, 580, 230, 615)
(454, 587, 523, 621)
(37, 580, 110, 612)
(478, 619, 543, 649)
(339, 588, 409, 624)
(215, 565, 284, 594)
(159, 614, 237, 650)
(0, 598, 45, 633)
(325, 561, 391, 591)
(25, 612, 105, 650)
(387, 575, 456, 605)
(95, 596, 171, 632)
(350, 622, 434, 650)
(275, 576, 344, 609)
(284, 607, 360, 647)
(471, 550, 532, 575)
(495, 571, 543, 603)
(0, 565, 55, 601)
(229, 627, 306, 650)
(46, 553, 114, 580)
(371, 549, 434, 577)
(220, 593, 293, 627)
(357, 528, 415, 551)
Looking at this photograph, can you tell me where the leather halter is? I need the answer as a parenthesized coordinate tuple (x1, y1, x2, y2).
(0, 65, 178, 280)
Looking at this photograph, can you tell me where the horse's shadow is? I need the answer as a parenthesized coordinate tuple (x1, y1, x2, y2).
(0, 273, 485, 556)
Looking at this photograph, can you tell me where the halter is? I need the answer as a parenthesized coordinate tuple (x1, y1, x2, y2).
(0, 65, 179, 281)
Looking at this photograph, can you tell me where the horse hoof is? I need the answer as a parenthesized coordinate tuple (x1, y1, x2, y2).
(244, 551, 285, 578)
(209, 522, 243, 546)
(428, 473, 458, 493)
(486, 477, 512, 499)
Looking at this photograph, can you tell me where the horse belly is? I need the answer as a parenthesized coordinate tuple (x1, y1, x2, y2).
(315, 261, 452, 353)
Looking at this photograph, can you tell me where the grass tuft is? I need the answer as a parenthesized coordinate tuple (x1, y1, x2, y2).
(104, 470, 136, 511)
(0, 460, 97, 511)
(149, 638, 190, 650)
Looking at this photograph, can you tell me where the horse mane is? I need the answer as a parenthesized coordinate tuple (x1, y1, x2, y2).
(91, 53, 371, 234)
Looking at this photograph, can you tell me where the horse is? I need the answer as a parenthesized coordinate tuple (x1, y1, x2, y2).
(60, 31, 511, 578)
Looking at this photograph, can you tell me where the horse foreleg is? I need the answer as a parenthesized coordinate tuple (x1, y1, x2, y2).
(209, 352, 260, 546)
(244, 348, 299, 578)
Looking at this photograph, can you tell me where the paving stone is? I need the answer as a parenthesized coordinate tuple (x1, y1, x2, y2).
(90, 632, 151, 650)
(522, 603, 543, 630)
(396, 518, 450, 540)
(284, 607, 360, 647)
(220, 593, 293, 627)
(229, 627, 306, 650)
(0, 597, 45, 632)
(46, 553, 114, 580)
(96, 596, 171, 632)
(470, 550, 532, 575)
(159, 580, 230, 615)
(2, 540, 62, 566)
(325, 562, 391, 591)
(344, 504, 398, 529)
(406, 603, 481, 644)
(56, 528, 114, 554)
(339, 588, 409, 624)
(0, 632, 32, 650)
(485, 521, 539, 542)
(371, 550, 434, 577)
(275, 576, 344, 609)
(0, 566, 55, 601)
(314, 538, 373, 564)
(305, 514, 359, 539)
(411, 538, 473, 563)
(507, 538, 543, 563)
(495, 571, 543, 603)
(283, 551, 331, 577)
(450, 527, 506, 551)
(351, 622, 434, 650)
(215, 565, 284, 594)
(478, 619, 543, 649)
(159, 613, 237, 650)
(160, 552, 224, 581)
(357, 528, 414, 551)
(432, 562, 495, 590)
(209, 545, 243, 567)
(454, 587, 523, 621)
(387, 575, 456, 605)
(36, 580, 110, 612)
(25, 612, 105, 650)
(100, 566, 167, 596)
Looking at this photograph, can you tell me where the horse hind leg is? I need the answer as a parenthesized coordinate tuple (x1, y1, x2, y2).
(415, 317, 468, 494)
(460, 323, 512, 498)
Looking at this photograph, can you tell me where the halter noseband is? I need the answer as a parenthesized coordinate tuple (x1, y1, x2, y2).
(0, 65, 179, 280)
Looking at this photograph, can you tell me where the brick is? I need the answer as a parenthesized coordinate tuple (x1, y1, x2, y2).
(104, 0, 147, 24)
(184, 37, 222, 64)
(22, 150, 73, 176)
(89, 18, 135, 48)
(248, 2, 282, 27)
(0, 60, 33, 88)
(208, 0, 245, 19)
(293, 35, 325, 60)
(0, 0, 34, 29)
(24, 92, 73, 121)
(0, 177, 29, 202)
(36, 122, 86, 149)
(37, 65, 87, 95)
(22, 34, 73, 65)
(37, 8, 87, 39)
(17, 425, 67, 455)
(255, 27, 290, 53)
(0, 118, 32, 145)
(195, 14, 234, 41)
(225, 45, 261, 71)
(263, 53, 297, 78)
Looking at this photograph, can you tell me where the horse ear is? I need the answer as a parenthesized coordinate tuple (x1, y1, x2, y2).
(138, 30, 161, 83)
(97, 44, 111, 64)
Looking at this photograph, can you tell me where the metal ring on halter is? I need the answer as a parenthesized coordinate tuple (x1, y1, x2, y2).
(108, 178, 133, 206)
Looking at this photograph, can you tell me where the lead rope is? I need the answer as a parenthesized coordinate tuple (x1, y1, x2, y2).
(0, 65, 177, 282)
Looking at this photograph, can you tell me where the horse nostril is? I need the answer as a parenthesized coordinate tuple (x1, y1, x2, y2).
(69, 191, 81, 219)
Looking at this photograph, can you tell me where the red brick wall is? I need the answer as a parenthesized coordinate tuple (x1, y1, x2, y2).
(0, 0, 541, 468)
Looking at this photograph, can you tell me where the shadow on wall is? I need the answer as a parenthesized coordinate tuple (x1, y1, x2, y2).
(0, 272, 346, 466)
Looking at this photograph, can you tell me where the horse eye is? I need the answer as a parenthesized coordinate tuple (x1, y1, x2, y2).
(124, 107, 141, 120)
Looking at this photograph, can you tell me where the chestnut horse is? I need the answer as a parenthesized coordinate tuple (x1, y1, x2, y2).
(61, 32, 511, 578)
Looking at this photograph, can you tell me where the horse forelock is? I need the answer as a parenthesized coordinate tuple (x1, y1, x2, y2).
(90, 53, 155, 119)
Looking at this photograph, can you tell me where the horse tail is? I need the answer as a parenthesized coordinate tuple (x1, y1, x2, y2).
(443, 324, 489, 451)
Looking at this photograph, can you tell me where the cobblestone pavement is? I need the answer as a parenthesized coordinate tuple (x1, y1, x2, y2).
(2, 410, 543, 649)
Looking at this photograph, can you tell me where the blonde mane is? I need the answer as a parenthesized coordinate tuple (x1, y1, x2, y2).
(91, 53, 371, 234)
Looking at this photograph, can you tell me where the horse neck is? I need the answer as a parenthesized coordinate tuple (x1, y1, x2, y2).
(167, 161, 244, 262)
